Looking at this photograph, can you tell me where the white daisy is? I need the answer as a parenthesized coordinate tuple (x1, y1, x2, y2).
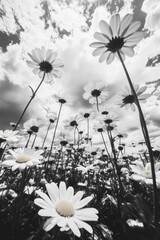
(27, 46, 64, 84)
(130, 160, 160, 185)
(1, 148, 44, 171)
(90, 13, 144, 64)
(34, 181, 98, 237)
(0, 130, 20, 143)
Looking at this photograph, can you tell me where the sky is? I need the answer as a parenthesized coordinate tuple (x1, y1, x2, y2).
(1, 0, 160, 152)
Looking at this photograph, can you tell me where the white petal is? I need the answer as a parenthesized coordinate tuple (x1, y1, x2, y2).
(99, 20, 112, 39)
(94, 32, 108, 43)
(43, 218, 57, 232)
(106, 52, 116, 64)
(92, 47, 106, 56)
(90, 42, 106, 48)
(121, 47, 134, 57)
(124, 21, 141, 37)
(72, 191, 84, 203)
(38, 209, 57, 217)
(50, 182, 60, 202)
(155, 163, 160, 172)
(73, 217, 93, 234)
(145, 163, 151, 172)
(34, 198, 53, 210)
(67, 218, 81, 237)
(124, 32, 144, 46)
(65, 186, 74, 200)
(59, 182, 67, 200)
(74, 196, 92, 209)
(119, 14, 133, 36)
(36, 189, 54, 207)
(99, 51, 110, 63)
(109, 14, 120, 37)
(26, 61, 39, 68)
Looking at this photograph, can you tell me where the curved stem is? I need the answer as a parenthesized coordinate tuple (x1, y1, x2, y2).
(25, 133, 32, 148)
(117, 50, 158, 227)
(13, 72, 46, 131)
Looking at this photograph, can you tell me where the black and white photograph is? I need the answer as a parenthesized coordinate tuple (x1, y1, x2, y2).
(0, 0, 160, 239)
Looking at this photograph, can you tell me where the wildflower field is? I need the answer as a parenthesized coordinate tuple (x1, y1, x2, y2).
(1, 0, 160, 240)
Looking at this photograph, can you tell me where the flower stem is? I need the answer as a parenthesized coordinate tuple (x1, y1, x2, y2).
(13, 72, 46, 131)
(87, 117, 89, 144)
(96, 96, 99, 111)
(117, 50, 159, 227)
(47, 103, 63, 164)
(41, 122, 52, 149)
(100, 131, 110, 159)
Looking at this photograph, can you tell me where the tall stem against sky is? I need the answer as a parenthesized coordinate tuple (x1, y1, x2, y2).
(117, 50, 159, 228)
(47, 103, 63, 163)
(13, 72, 46, 131)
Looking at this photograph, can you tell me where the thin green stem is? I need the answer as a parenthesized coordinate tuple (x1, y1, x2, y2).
(117, 50, 158, 227)
(13, 72, 46, 131)
(96, 96, 99, 111)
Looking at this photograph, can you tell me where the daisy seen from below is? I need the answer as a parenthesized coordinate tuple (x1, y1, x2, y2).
(83, 80, 109, 111)
(0, 130, 20, 143)
(1, 148, 44, 171)
(90, 13, 144, 64)
(130, 161, 160, 185)
(34, 181, 98, 237)
(27, 46, 64, 84)
(118, 84, 150, 111)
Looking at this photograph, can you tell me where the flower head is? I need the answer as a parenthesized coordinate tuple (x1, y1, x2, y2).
(130, 161, 160, 185)
(118, 84, 150, 111)
(90, 13, 144, 64)
(34, 181, 98, 237)
(27, 46, 64, 83)
(83, 80, 109, 107)
(1, 148, 43, 171)
(0, 130, 20, 143)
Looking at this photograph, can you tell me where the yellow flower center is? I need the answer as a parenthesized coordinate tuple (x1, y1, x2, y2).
(56, 200, 74, 217)
(16, 154, 31, 163)
(142, 170, 152, 179)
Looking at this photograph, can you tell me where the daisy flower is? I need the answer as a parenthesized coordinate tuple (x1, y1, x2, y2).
(118, 84, 151, 111)
(1, 148, 44, 171)
(83, 80, 109, 111)
(27, 46, 64, 84)
(34, 181, 98, 237)
(90, 13, 144, 64)
(0, 130, 20, 143)
(130, 161, 160, 185)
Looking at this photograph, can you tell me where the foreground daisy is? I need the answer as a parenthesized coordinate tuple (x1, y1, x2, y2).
(90, 13, 144, 64)
(130, 161, 160, 185)
(1, 148, 43, 171)
(34, 181, 98, 237)
(27, 46, 64, 84)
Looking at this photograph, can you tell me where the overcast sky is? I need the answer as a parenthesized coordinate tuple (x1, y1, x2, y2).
(1, 0, 160, 151)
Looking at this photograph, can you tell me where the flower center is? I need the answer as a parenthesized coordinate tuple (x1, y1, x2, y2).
(30, 126, 39, 133)
(39, 61, 53, 73)
(16, 154, 31, 163)
(84, 113, 90, 118)
(123, 95, 135, 104)
(56, 200, 74, 217)
(70, 120, 78, 127)
(91, 89, 101, 97)
(59, 99, 66, 104)
(102, 111, 108, 115)
(142, 170, 152, 179)
(107, 37, 124, 53)
(104, 118, 113, 124)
